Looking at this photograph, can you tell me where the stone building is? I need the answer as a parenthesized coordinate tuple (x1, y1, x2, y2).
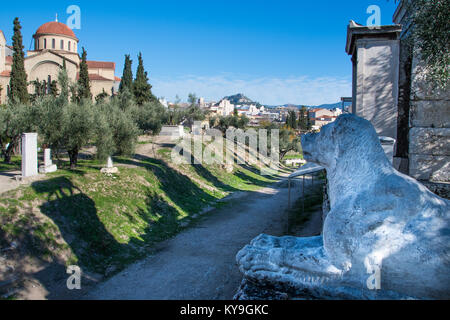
(308, 108, 342, 130)
(345, 1, 449, 197)
(0, 19, 121, 104)
(210, 99, 235, 116)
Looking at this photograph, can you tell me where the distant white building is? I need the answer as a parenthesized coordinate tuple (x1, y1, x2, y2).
(198, 97, 205, 107)
(159, 98, 169, 108)
(308, 108, 343, 130)
(211, 99, 235, 116)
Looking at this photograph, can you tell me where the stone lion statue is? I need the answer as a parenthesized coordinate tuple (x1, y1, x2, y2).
(236, 114, 449, 299)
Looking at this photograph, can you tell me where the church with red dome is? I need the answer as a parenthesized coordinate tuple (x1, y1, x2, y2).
(0, 18, 121, 103)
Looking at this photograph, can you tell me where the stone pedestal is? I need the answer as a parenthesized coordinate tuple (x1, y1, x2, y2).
(345, 21, 402, 141)
(101, 156, 119, 174)
(21, 133, 38, 178)
(39, 148, 57, 173)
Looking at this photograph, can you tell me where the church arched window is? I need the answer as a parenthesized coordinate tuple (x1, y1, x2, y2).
(52, 39, 55, 49)
(44, 39, 47, 49)
(68, 41, 71, 51)
(60, 40, 64, 50)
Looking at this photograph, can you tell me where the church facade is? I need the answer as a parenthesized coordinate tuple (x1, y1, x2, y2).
(0, 19, 121, 104)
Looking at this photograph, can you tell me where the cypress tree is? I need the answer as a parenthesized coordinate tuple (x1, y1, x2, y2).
(9, 18, 29, 104)
(49, 80, 58, 97)
(119, 54, 133, 93)
(58, 66, 69, 104)
(287, 110, 297, 129)
(299, 106, 307, 130)
(292, 111, 298, 129)
(77, 47, 92, 101)
(133, 52, 153, 105)
(306, 110, 312, 131)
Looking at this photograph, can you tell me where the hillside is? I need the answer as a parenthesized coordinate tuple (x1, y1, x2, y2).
(223, 94, 262, 107)
(0, 138, 290, 299)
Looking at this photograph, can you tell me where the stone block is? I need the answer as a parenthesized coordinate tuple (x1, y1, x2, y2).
(100, 167, 119, 174)
(409, 127, 450, 156)
(409, 154, 450, 182)
(410, 100, 450, 128)
(39, 164, 57, 174)
(39, 148, 58, 174)
(411, 55, 450, 101)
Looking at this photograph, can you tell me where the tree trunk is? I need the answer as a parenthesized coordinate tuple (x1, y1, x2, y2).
(68, 148, 79, 169)
(4, 152, 12, 164)
(3, 138, 19, 164)
(279, 150, 288, 162)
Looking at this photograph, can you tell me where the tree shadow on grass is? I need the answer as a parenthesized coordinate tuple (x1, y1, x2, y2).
(115, 155, 219, 217)
(191, 164, 239, 193)
(131, 194, 185, 246)
(0, 197, 109, 300)
(31, 177, 124, 273)
(233, 169, 275, 188)
(23, 176, 195, 299)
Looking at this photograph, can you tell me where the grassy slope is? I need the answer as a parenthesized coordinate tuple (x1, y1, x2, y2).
(287, 173, 326, 235)
(0, 156, 21, 172)
(0, 152, 283, 276)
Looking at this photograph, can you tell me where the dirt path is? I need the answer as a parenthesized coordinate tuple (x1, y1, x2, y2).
(85, 176, 311, 300)
(0, 171, 49, 196)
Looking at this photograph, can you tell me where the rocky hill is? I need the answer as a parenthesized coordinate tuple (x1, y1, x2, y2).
(223, 94, 262, 107)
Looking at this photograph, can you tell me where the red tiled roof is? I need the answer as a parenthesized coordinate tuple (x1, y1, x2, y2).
(114, 76, 121, 82)
(86, 61, 115, 70)
(5, 56, 12, 65)
(35, 21, 77, 39)
(0, 70, 11, 77)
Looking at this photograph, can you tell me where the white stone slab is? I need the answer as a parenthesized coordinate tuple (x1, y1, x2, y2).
(21, 133, 38, 178)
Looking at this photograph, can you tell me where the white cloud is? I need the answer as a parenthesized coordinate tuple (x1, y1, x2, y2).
(151, 74, 352, 106)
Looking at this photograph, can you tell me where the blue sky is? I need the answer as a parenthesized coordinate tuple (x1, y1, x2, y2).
(0, 0, 398, 105)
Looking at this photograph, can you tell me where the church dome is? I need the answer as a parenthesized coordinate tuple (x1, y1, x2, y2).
(35, 21, 78, 40)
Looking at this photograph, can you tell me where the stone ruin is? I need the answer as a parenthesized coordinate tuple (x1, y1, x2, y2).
(39, 148, 57, 174)
(101, 156, 119, 174)
(235, 114, 449, 300)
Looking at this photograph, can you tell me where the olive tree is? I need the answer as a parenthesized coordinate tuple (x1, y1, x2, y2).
(0, 102, 34, 163)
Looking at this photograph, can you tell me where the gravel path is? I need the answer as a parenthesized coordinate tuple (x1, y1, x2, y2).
(85, 177, 309, 300)
(0, 171, 49, 195)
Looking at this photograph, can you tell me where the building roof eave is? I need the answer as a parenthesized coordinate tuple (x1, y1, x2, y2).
(345, 20, 402, 55)
(24, 49, 79, 67)
(33, 32, 79, 42)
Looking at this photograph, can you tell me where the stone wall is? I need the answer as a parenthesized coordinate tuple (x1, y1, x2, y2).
(408, 55, 450, 187)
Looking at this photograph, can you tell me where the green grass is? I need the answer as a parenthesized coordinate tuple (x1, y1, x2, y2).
(287, 178, 324, 234)
(283, 153, 304, 160)
(0, 154, 285, 276)
(0, 156, 21, 172)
